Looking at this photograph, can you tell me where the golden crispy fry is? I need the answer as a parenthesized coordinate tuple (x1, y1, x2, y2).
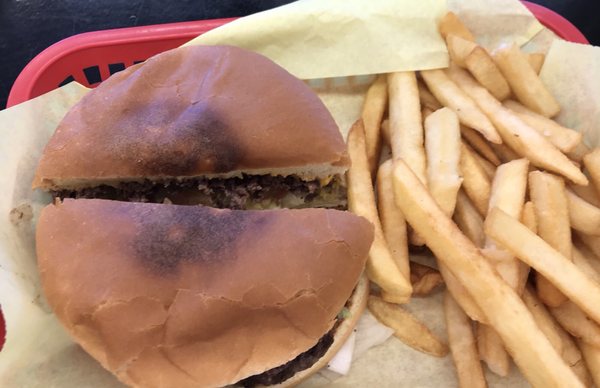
(529, 171, 571, 306)
(503, 99, 582, 153)
(566, 188, 600, 236)
(447, 65, 587, 185)
(523, 287, 592, 386)
(446, 34, 477, 67)
(466, 46, 511, 101)
(425, 108, 463, 216)
(392, 160, 581, 387)
(421, 69, 501, 144)
(579, 339, 600, 388)
(438, 11, 475, 42)
(417, 80, 442, 111)
(461, 125, 501, 166)
(388, 71, 427, 185)
(410, 262, 444, 297)
(377, 159, 410, 280)
(460, 142, 492, 216)
(528, 52, 546, 74)
(362, 74, 388, 176)
(583, 148, 600, 194)
(550, 301, 600, 348)
(471, 150, 496, 180)
(485, 207, 600, 324)
(347, 121, 412, 302)
(477, 324, 510, 376)
(444, 292, 487, 388)
(570, 180, 600, 208)
(368, 295, 449, 357)
(492, 43, 560, 117)
(454, 190, 485, 247)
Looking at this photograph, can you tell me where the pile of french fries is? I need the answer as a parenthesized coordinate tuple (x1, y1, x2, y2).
(348, 11, 600, 388)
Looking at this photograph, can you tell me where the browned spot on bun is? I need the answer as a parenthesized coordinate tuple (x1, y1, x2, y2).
(131, 206, 266, 274)
(133, 101, 244, 175)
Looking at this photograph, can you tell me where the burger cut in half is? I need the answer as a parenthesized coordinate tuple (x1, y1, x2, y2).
(33, 45, 350, 210)
(37, 200, 372, 387)
(33, 45, 374, 387)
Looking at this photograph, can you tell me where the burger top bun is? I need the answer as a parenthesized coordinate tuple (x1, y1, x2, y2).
(33, 45, 347, 191)
(36, 199, 373, 388)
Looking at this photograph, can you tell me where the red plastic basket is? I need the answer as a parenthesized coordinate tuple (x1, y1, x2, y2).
(0, 3, 590, 350)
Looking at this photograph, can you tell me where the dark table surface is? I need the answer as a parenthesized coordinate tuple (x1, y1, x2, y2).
(0, 0, 598, 108)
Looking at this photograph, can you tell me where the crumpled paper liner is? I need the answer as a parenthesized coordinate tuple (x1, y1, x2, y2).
(1, 0, 591, 386)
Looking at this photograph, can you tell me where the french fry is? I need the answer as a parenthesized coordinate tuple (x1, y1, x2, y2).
(377, 159, 410, 280)
(461, 125, 501, 166)
(362, 74, 388, 176)
(347, 120, 412, 302)
(568, 141, 591, 163)
(489, 142, 519, 163)
(460, 141, 492, 216)
(421, 106, 434, 120)
(492, 43, 560, 117)
(446, 34, 477, 67)
(410, 262, 444, 297)
(478, 158, 529, 378)
(388, 71, 427, 185)
(446, 64, 588, 185)
(477, 323, 510, 376)
(566, 188, 600, 236)
(529, 171, 571, 307)
(444, 292, 487, 388)
(417, 80, 442, 111)
(484, 159, 529, 286)
(421, 69, 501, 144)
(471, 150, 496, 180)
(454, 190, 485, 247)
(521, 201, 537, 233)
(425, 108, 463, 216)
(485, 207, 600, 324)
(381, 119, 390, 147)
(517, 201, 536, 293)
(439, 264, 487, 323)
(368, 295, 449, 357)
(438, 11, 475, 42)
(528, 52, 546, 74)
(465, 46, 511, 101)
(550, 301, 600, 348)
(583, 148, 600, 194)
(392, 160, 582, 387)
(503, 99, 582, 153)
(523, 288, 592, 386)
(522, 288, 564, 359)
(577, 232, 600, 259)
(569, 180, 600, 208)
(573, 241, 600, 278)
(579, 340, 600, 388)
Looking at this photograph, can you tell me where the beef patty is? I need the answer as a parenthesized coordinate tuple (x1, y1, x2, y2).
(52, 174, 347, 210)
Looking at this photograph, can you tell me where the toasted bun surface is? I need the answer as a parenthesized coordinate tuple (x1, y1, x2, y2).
(33, 45, 347, 190)
(36, 199, 373, 388)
